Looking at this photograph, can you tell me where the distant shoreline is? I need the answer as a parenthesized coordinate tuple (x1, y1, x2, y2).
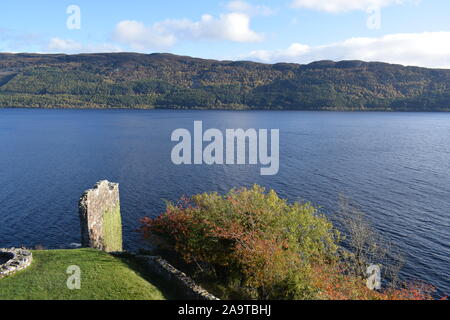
(1, 106, 449, 113)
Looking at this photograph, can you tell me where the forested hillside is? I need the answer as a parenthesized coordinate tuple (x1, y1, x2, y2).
(0, 52, 449, 111)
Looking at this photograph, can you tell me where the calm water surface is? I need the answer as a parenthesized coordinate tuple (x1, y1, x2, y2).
(0, 109, 448, 295)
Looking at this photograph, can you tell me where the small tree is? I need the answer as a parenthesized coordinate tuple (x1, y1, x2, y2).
(336, 195, 405, 289)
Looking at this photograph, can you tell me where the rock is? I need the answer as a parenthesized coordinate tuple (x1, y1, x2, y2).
(134, 255, 220, 300)
(0, 248, 33, 279)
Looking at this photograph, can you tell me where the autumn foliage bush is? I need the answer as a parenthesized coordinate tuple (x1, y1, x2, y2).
(140, 185, 439, 300)
(140, 185, 339, 299)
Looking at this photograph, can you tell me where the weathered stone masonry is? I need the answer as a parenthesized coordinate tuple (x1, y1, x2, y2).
(0, 248, 33, 279)
(79, 180, 123, 253)
(80, 180, 218, 299)
(110, 253, 219, 300)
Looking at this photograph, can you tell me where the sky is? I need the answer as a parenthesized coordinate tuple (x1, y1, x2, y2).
(1, 0, 450, 68)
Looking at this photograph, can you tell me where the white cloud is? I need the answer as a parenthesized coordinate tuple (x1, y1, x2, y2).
(247, 43, 310, 62)
(226, 1, 276, 16)
(113, 13, 263, 51)
(0, 28, 43, 52)
(113, 20, 176, 50)
(291, 0, 412, 13)
(243, 32, 450, 68)
(47, 38, 122, 54)
(48, 38, 82, 52)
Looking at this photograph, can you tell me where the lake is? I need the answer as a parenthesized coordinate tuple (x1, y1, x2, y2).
(0, 108, 448, 295)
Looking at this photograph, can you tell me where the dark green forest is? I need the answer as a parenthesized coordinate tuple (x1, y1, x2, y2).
(0, 52, 449, 111)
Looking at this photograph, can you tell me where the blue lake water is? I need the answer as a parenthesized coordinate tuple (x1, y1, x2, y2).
(0, 108, 448, 295)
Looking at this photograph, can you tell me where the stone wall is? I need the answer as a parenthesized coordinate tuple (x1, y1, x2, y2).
(0, 248, 33, 279)
(79, 180, 123, 252)
(133, 255, 219, 300)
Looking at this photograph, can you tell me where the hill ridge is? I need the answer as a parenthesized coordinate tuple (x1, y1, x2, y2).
(0, 52, 449, 111)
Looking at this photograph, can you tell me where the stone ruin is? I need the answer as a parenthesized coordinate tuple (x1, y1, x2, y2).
(0, 180, 218, 300)
(79, 180, 123, 252)
(0, 248, 33, 279)
(78, 180, 219, 299)
(134, 254, 219, 300)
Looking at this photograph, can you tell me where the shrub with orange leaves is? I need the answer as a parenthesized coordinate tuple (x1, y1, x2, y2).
(140, 185, 339, 299)
(139, 185, 441, 300)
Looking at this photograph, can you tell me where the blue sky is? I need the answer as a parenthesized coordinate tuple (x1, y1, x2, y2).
(1, 0, 450, 67)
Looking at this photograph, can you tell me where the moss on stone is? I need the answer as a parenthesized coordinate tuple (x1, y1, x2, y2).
(102, 202, 123, 252)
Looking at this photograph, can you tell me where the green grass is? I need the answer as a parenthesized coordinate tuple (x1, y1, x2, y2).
(0, 249, 168, 300)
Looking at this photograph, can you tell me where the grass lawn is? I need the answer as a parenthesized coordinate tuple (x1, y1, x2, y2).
(0, 248, 169, 300)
